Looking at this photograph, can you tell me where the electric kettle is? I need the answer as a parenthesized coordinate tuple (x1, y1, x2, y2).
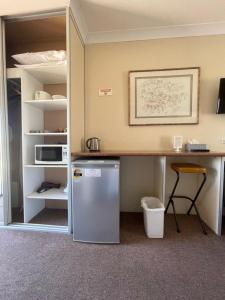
(86, 137, 101, 152)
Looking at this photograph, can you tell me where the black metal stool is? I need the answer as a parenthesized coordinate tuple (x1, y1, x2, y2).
(165, 163, 207, 234)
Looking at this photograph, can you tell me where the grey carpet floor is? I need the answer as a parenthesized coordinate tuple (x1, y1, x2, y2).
(12, 208, 68, 226)
(0, 213, 225, 300)
(30, 208, 68, 226)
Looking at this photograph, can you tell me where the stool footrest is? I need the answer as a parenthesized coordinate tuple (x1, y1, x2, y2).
(173, 195, 193, 201)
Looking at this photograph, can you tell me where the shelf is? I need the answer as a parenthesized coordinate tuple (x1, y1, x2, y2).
(27, 187, 68, 200)
(24, 99, 68, 111)
(21, 63, 67, 84)
(25, 164, 68, 168)
(25, 132, 67, 136)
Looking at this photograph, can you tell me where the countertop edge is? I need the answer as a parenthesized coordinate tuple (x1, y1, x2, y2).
(72, 151, 225, 157)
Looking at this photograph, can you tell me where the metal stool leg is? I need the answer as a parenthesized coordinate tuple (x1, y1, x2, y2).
(166, 171, 181, 233)
(171, 199, 181, 233)
(193, 203, 207, 235)
(165, 171, 179, 213)
(186, 172, 207, 234)
(187, 173, 207, 215)
(165, 197, 172, 213)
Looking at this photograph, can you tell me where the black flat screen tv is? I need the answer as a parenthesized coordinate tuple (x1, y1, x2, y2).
(217, 78, 225, 114)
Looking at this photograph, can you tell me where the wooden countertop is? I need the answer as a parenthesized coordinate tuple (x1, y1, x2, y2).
(73, 150, 225, 157)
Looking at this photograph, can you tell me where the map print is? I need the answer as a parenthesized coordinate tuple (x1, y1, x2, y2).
(136, 76, 192, 118)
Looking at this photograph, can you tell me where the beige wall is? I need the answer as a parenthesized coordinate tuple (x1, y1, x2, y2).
(85, 35, 225, 151)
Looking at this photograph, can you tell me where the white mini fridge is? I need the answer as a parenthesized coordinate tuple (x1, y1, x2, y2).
(72, 159, 120, 244)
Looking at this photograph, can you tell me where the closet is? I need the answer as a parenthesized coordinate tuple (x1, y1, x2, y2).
(0, 9, 85, 232)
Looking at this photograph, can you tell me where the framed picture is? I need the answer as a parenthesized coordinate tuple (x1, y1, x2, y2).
(129, 67, 200, 125)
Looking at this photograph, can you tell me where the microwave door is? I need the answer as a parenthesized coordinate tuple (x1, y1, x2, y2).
(46, 147, 62, 161)
(36, 146, 62, 163)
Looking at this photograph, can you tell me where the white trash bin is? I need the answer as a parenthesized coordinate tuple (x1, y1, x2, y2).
(141, 197, 165, 238)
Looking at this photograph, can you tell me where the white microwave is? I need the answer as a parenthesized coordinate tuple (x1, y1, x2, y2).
(35, 145, 68, 164)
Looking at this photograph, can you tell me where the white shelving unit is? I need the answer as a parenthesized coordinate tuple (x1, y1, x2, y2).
(17, 63, 67, 84)
(24, 99, 68, 111)
(25, 165, 68, 168)
(14, 63, 70, 227)
(27, 187, 68, 200)
(25, 133, 67, 136)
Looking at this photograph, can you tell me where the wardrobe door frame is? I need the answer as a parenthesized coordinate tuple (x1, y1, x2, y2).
(66, 8, 72, 233)
(66, 6, 85, 233)
(0, 17, 11, 225)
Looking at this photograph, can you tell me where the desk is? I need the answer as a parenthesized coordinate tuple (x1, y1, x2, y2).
(73, 151, 225, 235)
(74, 150, 225, 157)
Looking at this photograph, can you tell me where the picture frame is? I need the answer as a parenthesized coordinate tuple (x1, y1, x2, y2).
(129, 67, 200, 125)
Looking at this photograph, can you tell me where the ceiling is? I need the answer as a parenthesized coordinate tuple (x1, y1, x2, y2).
(0, 0, 68, 16)
(1, 0, 225, 44)
(75, 0, 225, 43)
